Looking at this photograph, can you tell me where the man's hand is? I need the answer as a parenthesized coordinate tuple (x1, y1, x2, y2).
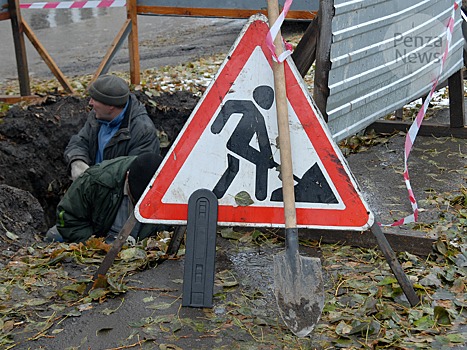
(71, 160, 89, 181)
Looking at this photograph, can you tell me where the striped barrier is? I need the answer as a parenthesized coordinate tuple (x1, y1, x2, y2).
(385, 1, 459, 226)
(19, 0, 126, 9)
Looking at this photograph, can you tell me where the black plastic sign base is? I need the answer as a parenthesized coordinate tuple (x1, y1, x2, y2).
(182, 189, 218, 308)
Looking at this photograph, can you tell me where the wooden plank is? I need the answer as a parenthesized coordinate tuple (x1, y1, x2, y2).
(370, 223, 420, 306)
(136, 6, 316, 20)
(448, 69, 465, 128)
(312, 0, 332, 122)
(85, 213, 137, 294)
(127, 0, 140, 85)
(21, 19, 74, 94)
(232, 226, 435, 256)
(368, 120, 467, 138)
(395, 108, 403, 119)
(9, 0, 30, 96)
(300, 228, 435, 257)
(0, 12, 10, 21)
(0, 95, 43, 103)
(93, 19, 132, 81)
(291, 13, 319, 77)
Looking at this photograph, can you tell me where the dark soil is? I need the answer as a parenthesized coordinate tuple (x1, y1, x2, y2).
(0, 184, 47, 260)
(0, 91, 199, 253)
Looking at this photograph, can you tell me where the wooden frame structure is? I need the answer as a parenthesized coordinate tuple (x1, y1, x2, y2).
(121, 0, 317, 86)
(2, 0, 317, 93)
(0, 0, 74, 103)
(89, 0, 139, 84)
(135, 5, 314, 21)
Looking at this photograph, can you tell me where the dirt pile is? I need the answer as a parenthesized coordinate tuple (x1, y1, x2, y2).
(0, 185, 46, 257)
(0, 91, 198, 243)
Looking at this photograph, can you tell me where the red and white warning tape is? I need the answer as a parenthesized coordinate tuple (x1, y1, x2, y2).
(266, 0, 293, 62)
(20, 0, 126, 9)
(385, 1, 459, 227)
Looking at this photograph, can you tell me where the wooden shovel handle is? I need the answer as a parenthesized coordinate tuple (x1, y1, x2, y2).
(267, 0, 297, 229)
(85, 212, 137, 294)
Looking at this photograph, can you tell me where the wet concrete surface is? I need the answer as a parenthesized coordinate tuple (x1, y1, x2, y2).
(351, 129, 467, 227)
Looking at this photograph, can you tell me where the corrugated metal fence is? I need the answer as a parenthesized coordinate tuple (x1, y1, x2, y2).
(327, 0, 464, 141)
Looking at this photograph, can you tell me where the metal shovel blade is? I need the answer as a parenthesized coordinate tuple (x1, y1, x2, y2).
(273, 251, 324, 337)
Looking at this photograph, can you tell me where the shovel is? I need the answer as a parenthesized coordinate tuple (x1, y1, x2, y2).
(85, 212, 137, 294)
(267, 0, 324, 337)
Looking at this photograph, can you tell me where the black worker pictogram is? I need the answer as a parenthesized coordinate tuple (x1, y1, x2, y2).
(211, 85, 276, 201)
(210, 85, 337, 204)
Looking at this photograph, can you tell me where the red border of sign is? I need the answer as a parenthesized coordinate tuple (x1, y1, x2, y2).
(137, 16, 372, 229)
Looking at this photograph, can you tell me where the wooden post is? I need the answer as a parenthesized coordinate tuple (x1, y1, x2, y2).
(371, 223, 420, 306)
(448, 69, 466, 128)
(166, 225, 186, 256)
(127, 0, 140, 85)
(8, 0, 30, 96)
(22, 19, 74, 94)
(93, 19, 132, 81)
(313, 0, 333, 122)
(291, 13, 319, 78)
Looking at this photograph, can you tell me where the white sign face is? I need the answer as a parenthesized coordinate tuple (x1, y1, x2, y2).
(162, 47, 344, 211)
(137, 14, 373, 230)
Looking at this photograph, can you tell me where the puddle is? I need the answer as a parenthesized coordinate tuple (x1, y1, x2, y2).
(226, 244, 280, 303)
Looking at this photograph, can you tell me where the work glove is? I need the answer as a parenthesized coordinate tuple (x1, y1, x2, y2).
(71, 160, 89, 181)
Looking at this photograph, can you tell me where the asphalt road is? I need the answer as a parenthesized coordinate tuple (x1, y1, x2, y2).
(0, 7, 246, 83)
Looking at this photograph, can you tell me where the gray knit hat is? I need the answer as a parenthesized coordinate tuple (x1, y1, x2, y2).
(88, 75, 129, 106)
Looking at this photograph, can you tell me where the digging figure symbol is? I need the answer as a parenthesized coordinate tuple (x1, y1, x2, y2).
(210, 85, 338, 204)
(211, 85, 275, 201)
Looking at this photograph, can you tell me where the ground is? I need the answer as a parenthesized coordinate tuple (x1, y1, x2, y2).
(1, 84, 466, 350)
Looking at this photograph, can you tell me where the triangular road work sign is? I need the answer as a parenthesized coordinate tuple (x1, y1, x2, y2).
(136, 14, 374, 230)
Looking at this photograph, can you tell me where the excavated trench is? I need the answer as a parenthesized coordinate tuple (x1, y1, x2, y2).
(0, 91, 198, 242)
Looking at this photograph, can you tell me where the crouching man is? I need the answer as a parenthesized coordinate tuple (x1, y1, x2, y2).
(46, 153, 163, 243)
